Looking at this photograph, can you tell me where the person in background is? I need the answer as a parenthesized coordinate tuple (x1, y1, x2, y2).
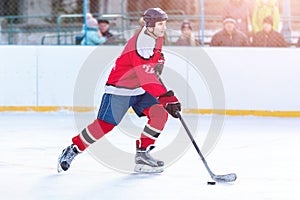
(98, 19, 116, 45)
(252, 16, 287, 47)
(175, 20, 201, 46)
(86, 12, 93, 21)
(210, 17, 249, 47)
(81, 15, 106, 45)
(252, 0, 280, 33)
(223, 0, 252, 38)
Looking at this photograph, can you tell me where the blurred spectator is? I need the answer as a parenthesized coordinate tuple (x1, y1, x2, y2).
(223, 0, 251, 37)
(81, 16, 106, 45)
(86, 13, 93, 21)
(252, 0, 280, 33)
(175, 20, 201, 46)
(75, 13, 93, 45)
(297, 38, 300, 47)
(252, 16, 287, 47)
(210, 17, 249, 47)
(98, 19, 116, 45)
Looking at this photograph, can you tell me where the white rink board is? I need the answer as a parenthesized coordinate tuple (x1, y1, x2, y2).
(0, 46, 37, 105)
(0, 46, 300, 111)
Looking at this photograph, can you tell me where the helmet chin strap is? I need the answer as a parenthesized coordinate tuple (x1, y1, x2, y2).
(145, 27, 158, 39)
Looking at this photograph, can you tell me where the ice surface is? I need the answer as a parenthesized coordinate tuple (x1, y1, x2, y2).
(0, 112, 299, 200)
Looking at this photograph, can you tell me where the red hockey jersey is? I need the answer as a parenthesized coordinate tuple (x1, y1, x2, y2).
(105, 27, 167, 97)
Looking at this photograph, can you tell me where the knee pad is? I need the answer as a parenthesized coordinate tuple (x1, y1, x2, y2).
(146, 104, 168, 130)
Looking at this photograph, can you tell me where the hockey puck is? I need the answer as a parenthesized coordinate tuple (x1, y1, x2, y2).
(207, 181, 216, 185)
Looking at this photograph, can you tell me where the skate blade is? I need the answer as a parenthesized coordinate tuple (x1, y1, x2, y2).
(57, 153, 64, 173)
(57, 163, 63, 173)
(134, 164, 163, 173)
(57, 161, 63, 173)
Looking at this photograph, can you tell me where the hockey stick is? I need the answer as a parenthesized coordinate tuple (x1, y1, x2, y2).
(156, 73, 236, 182)
(175, 111, 237, 182)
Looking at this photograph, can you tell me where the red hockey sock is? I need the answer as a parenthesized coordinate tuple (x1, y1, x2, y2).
(72, 135, 87, 151)
(72, 119, 114, 151)
(139, 134, 155, 149)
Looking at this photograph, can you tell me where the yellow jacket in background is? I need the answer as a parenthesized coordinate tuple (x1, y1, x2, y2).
(252, 0, 280, 33)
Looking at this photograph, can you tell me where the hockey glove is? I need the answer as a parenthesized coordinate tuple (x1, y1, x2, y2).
(158, 90, 181, 118)
(154, 53, 165, 76)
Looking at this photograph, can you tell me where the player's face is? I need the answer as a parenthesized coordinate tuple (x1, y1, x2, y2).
(224, 22, 235, 34)
(182, 26, 192, 38)
(99, 22, 109, 33)
(263, 23, 272, 33)
(153, 21, 167, 37)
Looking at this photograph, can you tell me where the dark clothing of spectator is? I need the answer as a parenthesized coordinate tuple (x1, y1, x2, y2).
(297, 38, 300, 47)
(102, 30, 116, 45)
(210, 29, 249, 47)
(175, 37, 201, 46)
(252, 30, 287, 47)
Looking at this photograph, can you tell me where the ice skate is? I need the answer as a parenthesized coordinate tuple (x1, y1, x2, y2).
(57, 144, 81, 173)
(134, 143, 164, 173)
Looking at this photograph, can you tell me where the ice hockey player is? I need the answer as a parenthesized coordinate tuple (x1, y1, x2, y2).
(57, 8, 181, 173)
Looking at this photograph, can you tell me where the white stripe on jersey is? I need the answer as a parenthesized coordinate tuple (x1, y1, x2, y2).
(105, 85, 145, 96)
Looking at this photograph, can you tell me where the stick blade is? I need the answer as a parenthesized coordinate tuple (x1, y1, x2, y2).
(213, 173, 237, 183)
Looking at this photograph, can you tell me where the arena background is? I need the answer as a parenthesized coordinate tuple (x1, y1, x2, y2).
(0, 0, 299, 45)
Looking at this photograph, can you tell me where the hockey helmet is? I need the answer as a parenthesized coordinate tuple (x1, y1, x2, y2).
(143, 8, 168, 27)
